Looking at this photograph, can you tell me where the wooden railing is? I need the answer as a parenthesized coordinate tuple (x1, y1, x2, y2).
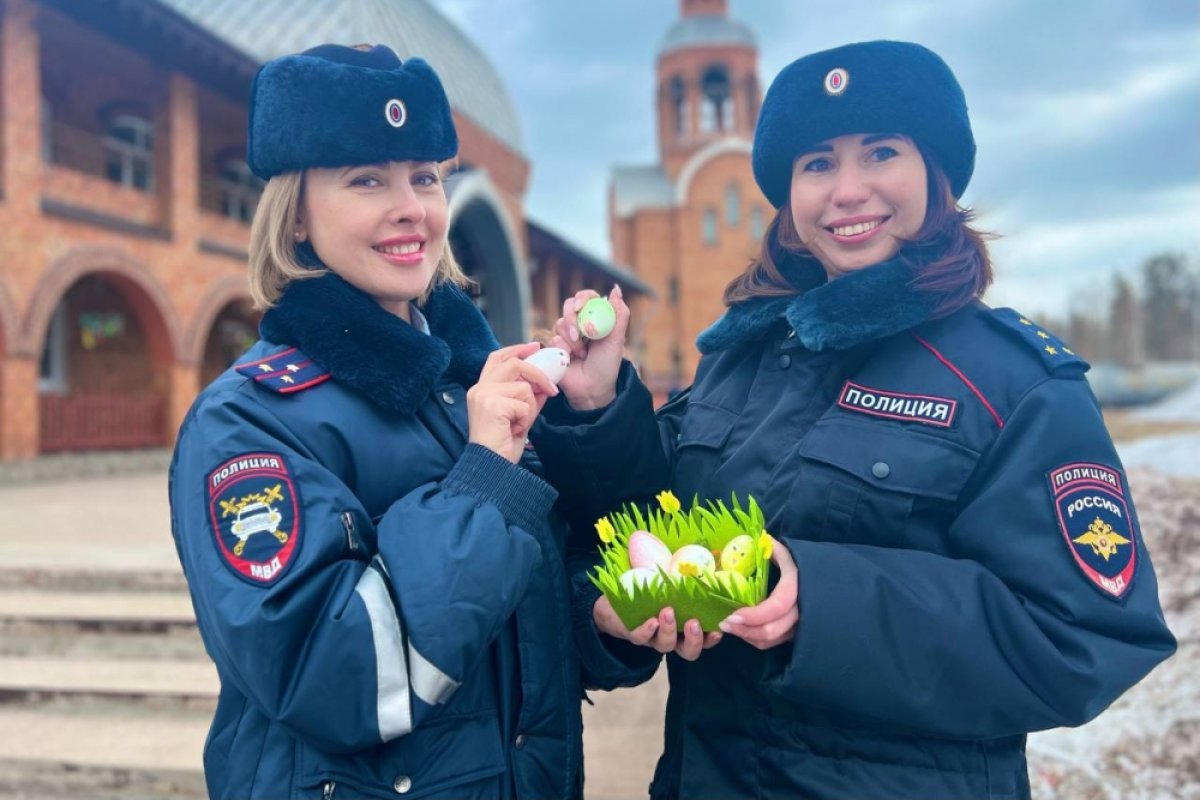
(39, 393, 166, 453)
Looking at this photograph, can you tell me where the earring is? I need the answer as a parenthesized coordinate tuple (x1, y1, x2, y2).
(294, 232, 303, 241)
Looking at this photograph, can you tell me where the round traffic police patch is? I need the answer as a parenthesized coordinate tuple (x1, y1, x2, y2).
(824, 67, 849, 96)
(385, 98, 407, 128)
(1048, 462, 1136, 600)
(207, 453, 301, 586)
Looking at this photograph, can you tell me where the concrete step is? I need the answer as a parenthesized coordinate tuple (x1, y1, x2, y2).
(0, 567, 187, 594)
(0, 709, 207, 799)
(0, 588, 207, 661)
(0, 656, 217, 711)
(0, 590, 195, 625)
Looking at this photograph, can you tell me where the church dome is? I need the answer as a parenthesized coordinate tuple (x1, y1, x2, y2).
(157, 0, 524, 155)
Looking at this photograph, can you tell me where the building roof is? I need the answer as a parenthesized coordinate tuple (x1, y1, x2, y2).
(526, 220, 654, 297)
(155, 0, 525, 155)
(610, 165, 675, 219)
(659, 14, 756, 56)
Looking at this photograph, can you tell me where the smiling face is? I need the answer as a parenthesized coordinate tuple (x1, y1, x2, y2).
(788, 133, 928, 279)
(297, 161, 448, 320)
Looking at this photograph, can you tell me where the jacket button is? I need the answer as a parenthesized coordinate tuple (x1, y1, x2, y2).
(392, 775, 412, 794)
(871, 461, 891, 479)
(514, 733, 527, 749)
(777, 354, 792, 369)
(441, 391, 455, 405)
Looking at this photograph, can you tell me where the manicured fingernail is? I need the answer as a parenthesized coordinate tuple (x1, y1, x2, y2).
(647, 621, 659, 633)
(718, 621, 731, 633)
(663, 610, 675, 624)
(687, 621, 700, 635)
(569, 327, 579, 342)
(724, 614, 744, 626)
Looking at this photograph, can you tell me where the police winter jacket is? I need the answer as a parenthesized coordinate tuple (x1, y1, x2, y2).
(532, 258, 1176, 800)
(169, 273, 649, 800)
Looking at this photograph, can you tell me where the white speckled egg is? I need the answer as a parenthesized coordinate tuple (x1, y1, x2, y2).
(669, 544, 716, 578)
(619, 567, 663, 597)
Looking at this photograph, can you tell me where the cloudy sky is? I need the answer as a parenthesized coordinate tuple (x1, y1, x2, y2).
(435, 0, 1199, 319)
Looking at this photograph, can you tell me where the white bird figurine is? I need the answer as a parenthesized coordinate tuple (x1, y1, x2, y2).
(523, 347, 571, 385)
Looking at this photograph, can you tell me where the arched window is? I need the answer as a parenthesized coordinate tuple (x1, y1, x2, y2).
(725, 182, 741, 227)
(749, 206, 765, 240)
(700, 64, 732, 133)
(702, 208, 718, 246)
(669, 75, 687, 137)
(220, 158, 264, 223)
(105, 114, 154, 191)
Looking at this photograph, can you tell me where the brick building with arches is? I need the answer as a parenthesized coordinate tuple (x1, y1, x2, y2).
(610, 0, 766, 396)
(0, 0, 647, 462)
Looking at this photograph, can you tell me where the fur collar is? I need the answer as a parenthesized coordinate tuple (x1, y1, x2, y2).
(697, 256, 942, 353)
(260, 269, 498, 415)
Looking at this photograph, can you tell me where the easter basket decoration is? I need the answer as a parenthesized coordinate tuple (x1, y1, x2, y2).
(589, 491, 772, 632)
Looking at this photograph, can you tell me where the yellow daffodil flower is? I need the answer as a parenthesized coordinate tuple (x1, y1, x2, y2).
(656, 490, 681, 514)
(758, 531, 774, 560)
(595, 517, 616, 544)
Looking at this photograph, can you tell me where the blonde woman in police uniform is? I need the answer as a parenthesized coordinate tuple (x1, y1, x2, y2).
(169, 44, 653, 800)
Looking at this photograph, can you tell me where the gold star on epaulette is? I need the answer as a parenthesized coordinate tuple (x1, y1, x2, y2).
(281, 375, 295, 384)
(286, 364, 300, 372)
(1045, 345, 1058, 355)
(1036, 331, 1050, 339)
(258, 363, 274, 372)
(1019, 317, 1032, 325)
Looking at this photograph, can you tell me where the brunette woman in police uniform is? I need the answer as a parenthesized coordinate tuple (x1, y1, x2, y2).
(531, 41, 1175, 799)
(168, 44, 652, 800)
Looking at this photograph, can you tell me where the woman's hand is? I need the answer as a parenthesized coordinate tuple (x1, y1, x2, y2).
(718, 537, 800, 649)
(549, 285, 630, 411)
(467, 342, 559, 463)
(593, 596, 722, 662)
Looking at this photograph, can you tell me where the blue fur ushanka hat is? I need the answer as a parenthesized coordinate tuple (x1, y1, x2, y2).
(247, 44, 458, 180)
(752, 40, 975, 207)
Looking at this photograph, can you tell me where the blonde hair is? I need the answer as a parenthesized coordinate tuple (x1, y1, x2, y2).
(247, 169, 471, 309)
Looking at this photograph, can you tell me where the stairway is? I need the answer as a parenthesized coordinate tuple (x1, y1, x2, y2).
(0, 566, 211, 799)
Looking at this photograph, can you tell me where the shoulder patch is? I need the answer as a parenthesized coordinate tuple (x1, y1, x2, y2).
(207, 453, 302, 585)
(236, 347, 331, 394)
(987, 309, 1088, 374)
(1048, 462, 1136, 601)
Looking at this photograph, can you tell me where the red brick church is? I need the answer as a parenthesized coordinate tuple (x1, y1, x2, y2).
(612, 0, 767, 396)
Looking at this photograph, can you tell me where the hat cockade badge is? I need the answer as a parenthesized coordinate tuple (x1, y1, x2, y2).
(824, 68, 849, 96)
(384, 98, 407, 128)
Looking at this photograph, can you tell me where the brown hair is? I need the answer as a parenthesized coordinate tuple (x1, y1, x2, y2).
(724, 154, 993, 316)
(247, 168, 471, 309)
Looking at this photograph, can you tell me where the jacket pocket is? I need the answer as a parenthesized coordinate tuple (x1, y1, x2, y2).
(672, 403, 737, 501)
(787, 417, 978, 546)
(295, 710, 505, 800)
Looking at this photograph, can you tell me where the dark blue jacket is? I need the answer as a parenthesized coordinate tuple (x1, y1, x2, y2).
(533, 259, 1176, 800)
(169, 274, 649, 800)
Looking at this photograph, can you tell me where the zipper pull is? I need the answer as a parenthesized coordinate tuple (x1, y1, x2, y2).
(323, 780, 337, 799)
(341, 512, 360, 552)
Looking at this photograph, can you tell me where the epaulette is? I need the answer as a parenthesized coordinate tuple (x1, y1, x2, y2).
(986, 308, 1088, 374)
(235, 347, 331, 394)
